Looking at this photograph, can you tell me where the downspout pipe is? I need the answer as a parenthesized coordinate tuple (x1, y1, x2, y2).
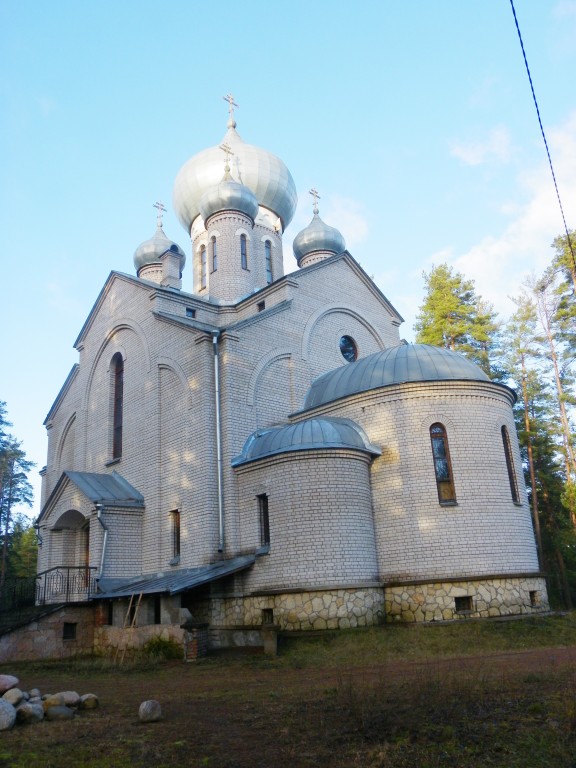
(95, 503, 109, 577)
(212, 331, 225, 553)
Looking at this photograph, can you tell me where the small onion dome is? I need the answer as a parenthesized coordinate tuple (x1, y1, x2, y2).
(304, 343, 498, 411)
(199, 170, 259, 223)
(293, 212, 346, 266)
(133, 224, 186, 274)
(173, 121, 297, 233)
(232, 417, 381, 467)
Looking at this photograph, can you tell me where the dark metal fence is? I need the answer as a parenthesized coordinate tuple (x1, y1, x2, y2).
(0, 577, 38, 613)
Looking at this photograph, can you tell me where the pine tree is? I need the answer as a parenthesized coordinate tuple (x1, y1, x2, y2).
(528, 272, 576, 481)
(414, 263, 500, 377)
(0, 402, 34, 594)
(502, 296, 543, 564)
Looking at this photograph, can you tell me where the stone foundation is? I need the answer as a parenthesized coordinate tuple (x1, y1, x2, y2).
(191, 586, 385, 633)
(0, 605, 94, 663)
(384, 576, 549, 622)
(93, 623, 185, 657)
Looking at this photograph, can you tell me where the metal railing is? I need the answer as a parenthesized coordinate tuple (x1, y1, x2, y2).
(36, 566, 98, 605)
(0, 577, 38, 613)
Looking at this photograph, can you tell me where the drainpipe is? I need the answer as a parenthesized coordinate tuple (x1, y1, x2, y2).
(95, 503, 109, 577)
(212, 331, 225, 553)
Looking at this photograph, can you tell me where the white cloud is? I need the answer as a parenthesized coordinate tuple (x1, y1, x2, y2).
(323, 195, 369, 250)
(450, 126, 513, 167)
(450, 113, 576, 319)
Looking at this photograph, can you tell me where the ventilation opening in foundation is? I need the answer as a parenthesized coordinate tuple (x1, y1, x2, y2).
(261, 608, 274, 625)
(63, 622, 77, 640)
(454, 595, 473, 613)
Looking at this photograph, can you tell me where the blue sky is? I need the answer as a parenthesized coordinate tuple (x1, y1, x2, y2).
(2, 0, 576, 518)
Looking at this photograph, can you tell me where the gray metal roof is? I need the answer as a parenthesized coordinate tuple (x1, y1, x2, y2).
(304, 343, 491, 410)
(133, 223, 186, 273)
(96, 554, 256, 598)
(64, 471, 145, 508)
(173, 122, 297, 232)
(199, 171, 259, 222)
(293, 212, 345, 265)
(232, 417, 381, 467)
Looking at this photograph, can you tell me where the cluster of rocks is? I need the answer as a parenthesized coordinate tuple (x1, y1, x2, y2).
(0, 673, 99, 731)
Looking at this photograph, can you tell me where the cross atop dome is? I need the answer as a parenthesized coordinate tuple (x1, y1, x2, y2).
(219, 142, 234, 174)
(309, 188, 320, 215)
(153, 201, 166, 227)
(223, 93, 238, 128)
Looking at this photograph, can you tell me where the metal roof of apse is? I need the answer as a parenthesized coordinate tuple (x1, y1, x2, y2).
(96, 555, 256, 598)
(64, 471, 145, 507)
(232, 417, 381, 467)
(304, 344, 492, 410)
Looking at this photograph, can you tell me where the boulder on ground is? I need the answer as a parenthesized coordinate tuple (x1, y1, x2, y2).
(57, 691, 81, 707)
(16, 702, 44, 724)
(0, 700, 17, 731)
(0, 675, 19, 695)
(45, 705, 75, 721)
(79, 693, 99, 710)
(2, 688, 24, 707)
(139, 699, 162, 722)
(42, 693, 65, 711)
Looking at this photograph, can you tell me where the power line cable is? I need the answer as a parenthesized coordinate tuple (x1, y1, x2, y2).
(509, 0, 576, 274)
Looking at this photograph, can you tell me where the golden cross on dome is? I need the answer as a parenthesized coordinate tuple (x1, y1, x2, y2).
(153, 201, 166, 227)
(223, 93, 238, 123)
(309, 188, 320, 215)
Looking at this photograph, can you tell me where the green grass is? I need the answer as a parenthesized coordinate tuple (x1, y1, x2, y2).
(275, 611, 576, 668)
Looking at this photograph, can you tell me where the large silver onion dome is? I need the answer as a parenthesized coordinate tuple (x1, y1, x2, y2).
(133, 224, 186, 274)
(232, 417, 381, 467)
(173, 120, 297, 233)
(304, 344, 494, 410)
(293, 212, 346, 265)
(199, 170, 259, 223)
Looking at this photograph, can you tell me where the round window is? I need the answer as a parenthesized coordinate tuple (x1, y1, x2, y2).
(339, 335, 358, 362)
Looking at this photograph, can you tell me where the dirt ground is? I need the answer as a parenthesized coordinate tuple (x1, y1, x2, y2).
(2, 645, 576, 768)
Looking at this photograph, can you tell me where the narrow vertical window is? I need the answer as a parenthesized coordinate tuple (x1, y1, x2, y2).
(211, 236, 218, 272)
(502, 426, 520, 503)
(265, 240, 273, 284)
(257, 494, 270, 546)
(240, 234, 248, 270)
(112, 353, 123, 459)
(170, 509, 181, 559)
(430, 423, 456, 504)
(200, 244, 207, 289)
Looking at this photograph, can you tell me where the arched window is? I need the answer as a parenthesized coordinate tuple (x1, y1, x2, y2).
(240, 234, 248, 270)
(429, 423, 456, 504)
(211, 236, 217, 272)
(265, 240, 273, 284)
(112, 353, 123, 459)
(501, 425, 520, 503)
(200, 244, 207, 289)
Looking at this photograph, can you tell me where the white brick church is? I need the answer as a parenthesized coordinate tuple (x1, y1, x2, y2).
(35, 101, 547, 651)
